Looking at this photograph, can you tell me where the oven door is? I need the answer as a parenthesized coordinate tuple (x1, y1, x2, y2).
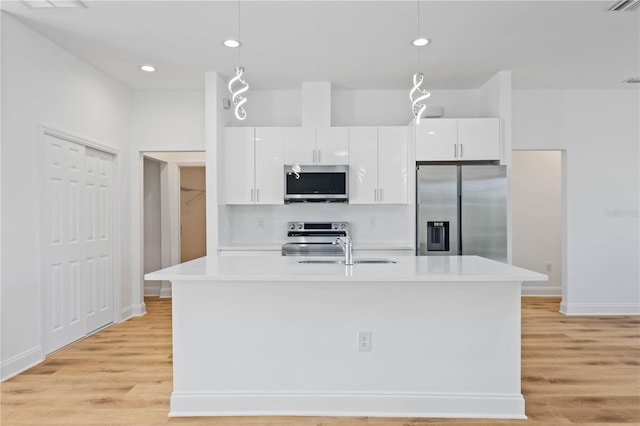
(281, 242, 344, 256)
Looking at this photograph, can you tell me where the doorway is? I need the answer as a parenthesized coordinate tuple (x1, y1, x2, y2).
(180, 167, 206, 262)
(511, 150, 564, 296)
(142, 152, 205, 298)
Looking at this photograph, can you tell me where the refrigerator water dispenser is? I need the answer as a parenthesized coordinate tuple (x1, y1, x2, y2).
(427, 221, 449, 251)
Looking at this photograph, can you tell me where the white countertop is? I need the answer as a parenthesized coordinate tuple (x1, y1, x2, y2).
(145, 255, 548, 283)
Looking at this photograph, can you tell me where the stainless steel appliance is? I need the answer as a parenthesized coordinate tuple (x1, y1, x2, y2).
(281, 222, 349, 256)
(284, 165, 348, 203)
(416, 163, 507, 262)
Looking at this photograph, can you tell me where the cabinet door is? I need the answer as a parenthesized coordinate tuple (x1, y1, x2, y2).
(348, 127, 378, 204)
(284, 127, 315, 165)
(415, 119, 458, 161)
(378, 126, 408, 204)
(316, 127, 349, 164)
(254, 127, 284, 205)
(224, 127, 255, 204)
(457, 118, 500, 161)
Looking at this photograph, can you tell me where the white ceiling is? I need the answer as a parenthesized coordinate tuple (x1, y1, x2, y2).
(2, 0, 638, 91)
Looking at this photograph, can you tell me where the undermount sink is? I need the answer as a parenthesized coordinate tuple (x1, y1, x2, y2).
(298, 259, 397, 265)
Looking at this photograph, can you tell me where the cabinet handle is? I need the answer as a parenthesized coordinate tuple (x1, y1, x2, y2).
(250, 189, 254, 202)
(312, 150, 317, 163)
(380, 188, 384, 202)
(454, 144, 457, 158)
(374, 188, 378, 202)
(317, 150, 322, 163)
(460, 144, 463, 158)
(256, 189, 260, 202)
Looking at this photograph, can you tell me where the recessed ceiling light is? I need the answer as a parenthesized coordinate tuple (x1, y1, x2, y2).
(412, 38, 431, 47)
(224, 39, 241, 48)
(140, 65, 156, 73)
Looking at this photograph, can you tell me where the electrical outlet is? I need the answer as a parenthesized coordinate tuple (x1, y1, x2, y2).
(358, 331, 372, 351)
(368, 217, 376, 228)
(257, 217, 264, 229)
(546, 262, 552, 272)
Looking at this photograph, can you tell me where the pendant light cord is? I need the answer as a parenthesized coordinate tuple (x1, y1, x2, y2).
(237, 0, 241, 65)
(417, 0, 422, 69)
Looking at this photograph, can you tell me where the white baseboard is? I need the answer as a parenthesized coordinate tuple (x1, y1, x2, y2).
(169, 391, 526, 419)
(521, 285, 561, 296)
(120, 302, 147, 322)
(560, 301, 640, 316)
(1, 346, 44, 382)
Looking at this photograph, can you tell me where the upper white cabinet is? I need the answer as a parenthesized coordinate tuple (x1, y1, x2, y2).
(349, 126, 408, 204)
(224, 127, 284, 205)
(284, 127, 348, 165)
(316, 127, 349, 165)
(457, 118, 501, 161)
(415, 118, 500, 161)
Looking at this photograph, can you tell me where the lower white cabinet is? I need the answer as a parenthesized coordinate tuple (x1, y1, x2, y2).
(349, 126, 408, 204)
(224, 127, 284, 205)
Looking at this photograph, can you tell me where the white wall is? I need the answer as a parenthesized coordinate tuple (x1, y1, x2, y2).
(512, 90, 639, 315)
(130, 91, 205, 305)
(0, 13, 132, 380)
(226, 88, 480, 128)
(512, 151, 562, 295)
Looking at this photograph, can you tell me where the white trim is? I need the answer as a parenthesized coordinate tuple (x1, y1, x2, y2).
(560, 302, 640, 316)
(521, 285, 562, 296)
(119, 303, 146, 322)
(169, 391, 526, 419)
(0, 346, 44, 382)
(41, 126, 119, 155)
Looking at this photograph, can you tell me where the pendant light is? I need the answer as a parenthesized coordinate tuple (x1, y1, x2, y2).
(227, 0, 249, 120)
(409, 0, 431, 124)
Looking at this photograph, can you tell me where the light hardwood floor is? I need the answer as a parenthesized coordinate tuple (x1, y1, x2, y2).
(2, 297, 639, 425)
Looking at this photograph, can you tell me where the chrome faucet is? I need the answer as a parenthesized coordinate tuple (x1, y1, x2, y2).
(333, 236, 353, 265)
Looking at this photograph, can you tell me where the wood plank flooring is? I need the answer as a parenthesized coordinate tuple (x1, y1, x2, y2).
(2, 297, 639, 425)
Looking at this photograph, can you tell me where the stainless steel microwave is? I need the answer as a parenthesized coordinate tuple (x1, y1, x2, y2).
(284, 165, 349, 203)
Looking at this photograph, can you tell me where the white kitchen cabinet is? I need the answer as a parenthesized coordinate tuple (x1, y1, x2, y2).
(224, 127, 255, 204)
(254, 127, 285, 204)
(348, 127, 378, 204)
(349, 126, 408, 204)
(284, 127, 349, 165)
(415, 118, 500, 161)
(316, 127, 349, 165)
(377, 126, 408, 204)
(415, 119, 458, 161)
(223, 127, 284, 205)
(457, 118, 500, 161)
(284, 127, 316, 165)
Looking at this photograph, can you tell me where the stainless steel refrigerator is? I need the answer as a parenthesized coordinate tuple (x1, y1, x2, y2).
(416, 164, 507, 262)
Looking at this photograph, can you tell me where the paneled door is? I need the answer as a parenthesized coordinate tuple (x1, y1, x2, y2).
(84, 147, 115, 333)
(42, 132, 115, 354)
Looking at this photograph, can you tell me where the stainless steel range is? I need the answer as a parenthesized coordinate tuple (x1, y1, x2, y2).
(281, 222, 349, 256)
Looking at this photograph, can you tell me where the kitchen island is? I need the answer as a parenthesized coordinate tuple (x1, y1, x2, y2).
(145, 255, 547, 419)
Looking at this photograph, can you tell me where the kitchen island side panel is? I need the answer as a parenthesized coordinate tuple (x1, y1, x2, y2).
(169, 279, 524, 418)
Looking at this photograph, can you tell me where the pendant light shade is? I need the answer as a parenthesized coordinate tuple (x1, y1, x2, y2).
(410, 72, 430, 124)
(228, 66, 249, 120)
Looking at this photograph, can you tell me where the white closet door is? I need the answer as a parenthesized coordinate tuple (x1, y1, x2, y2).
(42, 132, 115, 354)
(42, 135, 87, 353)
(84, 147, 115, 333)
